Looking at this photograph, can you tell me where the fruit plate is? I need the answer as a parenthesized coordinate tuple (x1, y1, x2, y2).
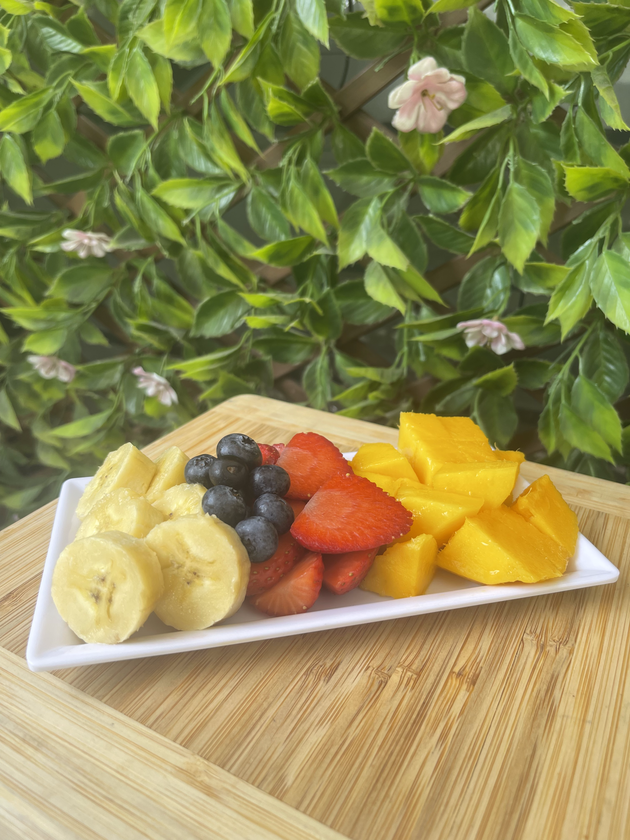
(26, 463, 620, 672)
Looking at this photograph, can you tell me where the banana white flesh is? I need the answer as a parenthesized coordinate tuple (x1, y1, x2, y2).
(146, 446, 189, 503)
(152, 483, 206, 519)
(51, 531, 164, 644)
(76, 488, 165, 540)
(77, 443, 156, 520)
(145, 514, 250, 631)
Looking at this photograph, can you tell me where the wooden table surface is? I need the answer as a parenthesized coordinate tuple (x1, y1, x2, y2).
(1, 395, 629, 840)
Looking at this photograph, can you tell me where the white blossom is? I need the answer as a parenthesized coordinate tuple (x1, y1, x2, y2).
(457, 319, 525, 356)
(132, 366, 178, 407)
(28, 355, 76, 383)
(388, 57, 467, 134)
(61, 229, 113, 259)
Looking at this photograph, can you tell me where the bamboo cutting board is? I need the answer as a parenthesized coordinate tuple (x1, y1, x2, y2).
(1, 395, 629, 840)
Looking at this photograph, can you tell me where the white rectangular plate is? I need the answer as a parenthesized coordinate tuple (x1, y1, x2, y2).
(27, 464, 619, 672)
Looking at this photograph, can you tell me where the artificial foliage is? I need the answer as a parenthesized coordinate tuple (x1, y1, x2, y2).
(1, 0, 630, 527)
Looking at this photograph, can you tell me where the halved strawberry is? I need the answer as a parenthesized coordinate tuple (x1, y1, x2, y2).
(291, 472, 413, 553)
(273, 443, 286, 455)
(246, 531, 307, 597)
(258, 443, 280, 465)
(323, 548, 379, 595)
(276, 432, 349, 500)
(250, 552, 324, 616)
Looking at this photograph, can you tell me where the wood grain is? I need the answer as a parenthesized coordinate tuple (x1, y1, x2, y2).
(1, 396, 629, 840)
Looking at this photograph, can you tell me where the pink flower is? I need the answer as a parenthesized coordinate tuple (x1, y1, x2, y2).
(388, 57, 467, 133)
(61, 229, 113, 258)
(457, 319, 525, 356)
(132, 366, 178, 407)
(27, 355, 76, 383)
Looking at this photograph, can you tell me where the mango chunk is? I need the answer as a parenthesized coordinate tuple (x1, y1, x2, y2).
(396, 484, 484, 546)
(438, 506, 569, 585)
(512, 474, 578, 555)
(495, 449, 526, 464)
(432, 460, 519, 510)
(351, 443, 418, 483)
(360, 534, 437, 598)
(394, 477, 423, 494)
(352, 470, 398, 497)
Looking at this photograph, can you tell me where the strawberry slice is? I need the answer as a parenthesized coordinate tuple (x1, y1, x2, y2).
(250, 552, 324, 616)
(291, 472, 413, 553)
(276, 432, 349, 500)
(258, 443, 280, 465)
(246, 531, 307, 597)
(323, 548, 379, 595)
(273, 443, 286, 455)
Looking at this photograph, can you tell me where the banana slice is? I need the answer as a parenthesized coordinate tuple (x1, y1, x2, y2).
(146, 446, 189, 503)
(145, 514, 250, 631)
(76, 488, 165, 540)
(77, 443, 156, 520)
(51, 531, 164, 644)
(152, 482, 206, 519)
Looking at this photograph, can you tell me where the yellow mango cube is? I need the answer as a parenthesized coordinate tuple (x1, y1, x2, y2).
(360, 534, 437, 598)
(352, 470, 398, 497)
(396, 484, 484, 546)
(432, 460, 519, 509)
(512, 474, 578, 555)
(351, 443, 418, 483)
(438, 505, 569, 584)
(394, 477, 423, 494)
(495, 449, 526, 464)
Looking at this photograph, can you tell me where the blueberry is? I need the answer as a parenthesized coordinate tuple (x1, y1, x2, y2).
(208, 457, 249, 491)
(252, 493, 294, 535)
(185, 454, 216, 488)
(248, 465, 290, 499)
(216, 433, 262, 470)
(235, 516, 279, 564)
(202, 485, 248, 527)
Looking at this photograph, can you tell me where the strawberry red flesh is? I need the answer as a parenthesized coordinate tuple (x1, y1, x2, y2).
(250, 552, 324, 616)
(291, 472, 413, 553)
(323, 548, 379, 595)
(276, 432, 349, 500)
(246, 531, 307, 597)
(258, 444, 280, 466)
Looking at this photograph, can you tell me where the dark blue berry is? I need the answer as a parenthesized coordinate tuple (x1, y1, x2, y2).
(185, 454, 216, 488)
(251, 493, 294, 535)
(248, 465, 290, 499)
(216, 433, 262, 470)
(202, 485, 248, 528)
(208, 458, 248, 491)
(235, 516, 279, 564)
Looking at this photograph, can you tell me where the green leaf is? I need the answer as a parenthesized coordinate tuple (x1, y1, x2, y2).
(442, 106, 513, 144)
(49, 264, 113, 304)
(152, 177, 235, 210)
(303, 352, 331, 410)
(546, 262, 592, 338)
(138, 19, 206, 62)
(374, 0, 424, 24)
(581, 326, 629, 403)
(474, 390, 517, 447)
(280, 12, 319, 91)
(31, 15, 85, 52)
(199, 0, 231, 66)
(0, 87, 53, 134)
(331, 124, 365, 164)
(517, 262, 568, 295)
(563, 165, 628, 201)
(32, 110, 65, 164)
(262, 83, 314, 125)
(137, 188, 185, 243)
(335, 280, 392, 325)
(253, 329, 318, 363)
(498, 182, 540, 273)
(296, 0, 329, 46)
(23, 328, 68, 355)
(531, 82, 566, 125)
(572, 375, 622, 451)
(228, 0, 254, 39)
(514, 15, 596, 69)
(389, 214, 427, 274)
(575, 107, 630, 178)
(459, 167, 500, 232)
(236, 79, 274, 140)
(127, 47, 160, 128)
(366, 129, 410, 175)
(0, 134, 31, 204)
(326, 159, 398, 197)
(0, 0, 31, 14)
(590, 251, 630, 335)
(560, 400, 613, 462)
(108, 129, 146, 176)
(364, 261, 406, 315)
(475, 363, 517, 396)
(415, 216, 475, 254)
(503, 305, 560, 346)
(508, 30, 548, 95)
(220, 89, 259, 153)
(515, 158, 555, 245)
(250, 236, 316, 266)
(164, 0, 200, 47)
(73, 81, 138, 127)
(221, 9, 275, 84)
(458, 257, 510, 313)
(307, 288, 342, 341)
(255, 43, 285, 86)
(328, 13, 406, 59)
(205, 103, 249, 180)
(301, 158, 338, 228)
(192, 291, 250, 337)
(284, 174, 329, 244)
(50, 410, 113, 440)
(399, 130, 442, 175)
(247, 187, 291, 241)
(338, 198, 408, 270)
(418, 177, 470, 215)
(463, 8, 515, 96)
(430, 0, 476, 11)
(0, 388, 20, 431)
(514, 358, 553, 390)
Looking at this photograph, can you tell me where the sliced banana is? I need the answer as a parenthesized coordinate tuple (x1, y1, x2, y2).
(76, 488, 165, 540)
(51, 531, 164, 644)
(152, 482, 206, 519)
(145, 514, 250, 631)
(145, 446, 189, 503)
(77, 443, 156, 520)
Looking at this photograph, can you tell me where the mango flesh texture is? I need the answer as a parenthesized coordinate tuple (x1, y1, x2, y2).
(352, 470, 399, 497)
(495, 449, 526, 464)
(432, 460, 519, 510)
(351, 443, 418, 483)
(396, 484, 484, 546)
(360, 534, 437, 599)
(512, 474, 578, 555)
(437, 505, 569, 585)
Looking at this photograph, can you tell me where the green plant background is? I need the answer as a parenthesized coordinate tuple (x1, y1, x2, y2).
(1, 0, 630, 529)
